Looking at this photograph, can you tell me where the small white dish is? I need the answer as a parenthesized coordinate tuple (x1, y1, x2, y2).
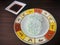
(5, 1, 26, 15)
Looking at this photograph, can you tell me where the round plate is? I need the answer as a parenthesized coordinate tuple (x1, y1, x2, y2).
(14, 8, 57, 44)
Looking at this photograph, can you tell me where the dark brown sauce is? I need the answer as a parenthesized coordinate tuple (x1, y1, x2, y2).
(10, 4, 22, 12)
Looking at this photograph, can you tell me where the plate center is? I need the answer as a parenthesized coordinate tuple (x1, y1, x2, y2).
(26, 14, 42, 36)
(21, 13, 49, 38)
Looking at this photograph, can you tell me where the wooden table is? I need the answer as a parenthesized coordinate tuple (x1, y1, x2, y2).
(0, 0, 60, 45)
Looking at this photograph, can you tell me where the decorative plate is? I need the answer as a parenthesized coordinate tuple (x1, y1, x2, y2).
(14, 8, 57, 44)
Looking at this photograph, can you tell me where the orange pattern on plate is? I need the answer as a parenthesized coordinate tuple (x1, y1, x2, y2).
(34, 8, 42, 14)
(45, 30, 55, 40)
(15, 23, 21, 31)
